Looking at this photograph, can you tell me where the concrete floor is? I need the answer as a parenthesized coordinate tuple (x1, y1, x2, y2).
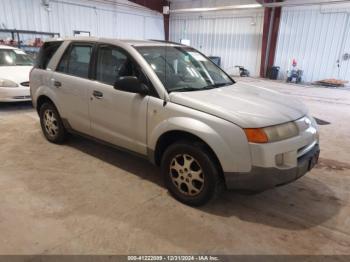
(0, 78, 349, 255)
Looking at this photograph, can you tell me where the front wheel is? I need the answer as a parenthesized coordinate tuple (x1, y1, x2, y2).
(161, 141, 223, 206)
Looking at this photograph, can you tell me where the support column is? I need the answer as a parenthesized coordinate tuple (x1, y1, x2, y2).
(260, 1, 282, 78)
(164, 13, 170, 41)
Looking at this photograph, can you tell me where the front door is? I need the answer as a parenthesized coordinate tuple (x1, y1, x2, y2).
(88, 44, 149, 155)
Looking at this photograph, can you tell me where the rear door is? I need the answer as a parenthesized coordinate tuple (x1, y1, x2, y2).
(50, 42, 95, 135)
(30, 41, 63, 106)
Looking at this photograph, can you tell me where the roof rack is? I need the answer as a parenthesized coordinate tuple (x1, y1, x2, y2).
(148, 39, 185, 46)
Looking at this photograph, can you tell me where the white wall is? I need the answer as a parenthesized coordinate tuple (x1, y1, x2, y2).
(170, 9, 264, 76)
(274, 3, 350, 82)
(0, 0, 164, 41)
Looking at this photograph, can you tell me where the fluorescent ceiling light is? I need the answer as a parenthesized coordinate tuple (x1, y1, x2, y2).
(170, 4, 263, 13)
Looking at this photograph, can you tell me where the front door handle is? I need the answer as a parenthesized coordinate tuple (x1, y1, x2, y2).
(93, 90, 103, 99)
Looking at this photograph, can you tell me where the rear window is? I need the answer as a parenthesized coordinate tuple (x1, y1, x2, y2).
(35, 41, 63, 69)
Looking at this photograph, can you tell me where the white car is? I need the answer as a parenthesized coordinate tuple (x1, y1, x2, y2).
(0, 45, 33, 102)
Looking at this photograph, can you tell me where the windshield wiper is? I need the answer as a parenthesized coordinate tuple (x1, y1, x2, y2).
(169, 83, 232, 93)
(204, 82, 232, 89)
(169, 87, 200, 93)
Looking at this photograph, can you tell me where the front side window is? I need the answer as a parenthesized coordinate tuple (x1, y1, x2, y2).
(135, 46, 234, 93)
(57, 44, 92, 78)
(96, 45, 145, 86)
(0, 49, 33, 66)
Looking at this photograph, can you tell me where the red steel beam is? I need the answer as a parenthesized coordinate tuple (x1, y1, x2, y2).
(260, 0, 282, 77)
(268, 7, 281, 68)
(260, 6, 271, 77)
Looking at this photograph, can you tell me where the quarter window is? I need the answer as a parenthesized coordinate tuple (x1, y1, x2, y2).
(57, 44, 92, 79)
(36, 41, 63, 69)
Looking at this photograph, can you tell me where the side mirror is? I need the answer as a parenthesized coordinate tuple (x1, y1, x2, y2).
(114, 76, 148, 95)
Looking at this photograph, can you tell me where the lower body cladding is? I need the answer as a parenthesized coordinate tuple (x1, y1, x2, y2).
(0, 86, 31, 102)
(224, 143, 320, 192)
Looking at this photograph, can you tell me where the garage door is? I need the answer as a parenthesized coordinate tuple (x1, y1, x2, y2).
(275, 6, 350, 83)
(339, 15, 350, 81)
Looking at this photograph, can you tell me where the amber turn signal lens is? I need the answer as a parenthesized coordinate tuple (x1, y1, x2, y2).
(244, 128, 268, 143)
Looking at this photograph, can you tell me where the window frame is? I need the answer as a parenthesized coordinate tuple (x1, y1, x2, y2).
(55, 41, 95, 80)
(91, 43, 159, 98)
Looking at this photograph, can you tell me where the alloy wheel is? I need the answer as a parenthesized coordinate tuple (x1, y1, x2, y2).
(43, 109, 59, 138)
(169, 154, 204, 196)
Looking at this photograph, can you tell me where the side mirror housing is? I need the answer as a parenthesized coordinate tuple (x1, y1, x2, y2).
(114, 76, 148, 95)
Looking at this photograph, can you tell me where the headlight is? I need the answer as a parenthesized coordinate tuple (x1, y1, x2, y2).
(244, 121, 299, 143)
(0, 79, 19, 88)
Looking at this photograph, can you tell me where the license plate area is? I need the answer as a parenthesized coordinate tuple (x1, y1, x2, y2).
(308, 151, 320, 171)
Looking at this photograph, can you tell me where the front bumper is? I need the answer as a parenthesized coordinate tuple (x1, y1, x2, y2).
(224, 144, 320, 191)
(0, 87, 31, 102)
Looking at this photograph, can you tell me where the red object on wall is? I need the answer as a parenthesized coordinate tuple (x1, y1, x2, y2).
(292, 58, 297, 67)
(129, 0, 170, 40)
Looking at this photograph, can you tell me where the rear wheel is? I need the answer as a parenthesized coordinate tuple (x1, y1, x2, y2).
(39, 102, 67, 144)
(161, 141, 223, 206)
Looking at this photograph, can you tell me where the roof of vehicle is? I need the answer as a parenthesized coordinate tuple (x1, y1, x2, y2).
(0, 45, 17, 50)
(45, 37, 184, 47)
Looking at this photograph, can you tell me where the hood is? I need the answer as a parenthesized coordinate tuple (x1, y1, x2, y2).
(0, 66, 32, 84)
(169, 82, 308, 128)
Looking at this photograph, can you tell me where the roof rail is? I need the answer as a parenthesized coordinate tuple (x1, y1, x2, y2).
(148, 39, 185, 46)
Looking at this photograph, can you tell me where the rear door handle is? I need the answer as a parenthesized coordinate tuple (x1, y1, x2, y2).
(54, 81, 62, 88)
(93, 90, 103, 99)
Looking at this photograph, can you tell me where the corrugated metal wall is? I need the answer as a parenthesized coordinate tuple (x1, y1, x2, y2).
(170, 11, 264, 76)
(0, 0, 164, 41)
(275, 5, 350, 82)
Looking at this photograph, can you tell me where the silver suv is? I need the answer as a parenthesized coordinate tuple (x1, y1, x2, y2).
(30, 38, 320, 206)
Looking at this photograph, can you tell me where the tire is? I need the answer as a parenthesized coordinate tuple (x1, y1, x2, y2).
(161, 141, 224, 206)
(39, 102, 67, 144)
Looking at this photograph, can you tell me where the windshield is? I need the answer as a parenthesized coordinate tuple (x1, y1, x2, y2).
(0, 49, 33, 66)
(136, 46, 234, 93)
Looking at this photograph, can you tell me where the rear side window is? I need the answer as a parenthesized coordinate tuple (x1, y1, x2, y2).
(57, 44, 92, 79)
(35, 41, 63, 69)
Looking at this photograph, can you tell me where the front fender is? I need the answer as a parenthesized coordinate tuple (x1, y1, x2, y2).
(149, 116, 251, 173)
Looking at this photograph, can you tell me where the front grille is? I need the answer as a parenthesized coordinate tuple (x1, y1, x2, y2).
(20, 81, 30, 87)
